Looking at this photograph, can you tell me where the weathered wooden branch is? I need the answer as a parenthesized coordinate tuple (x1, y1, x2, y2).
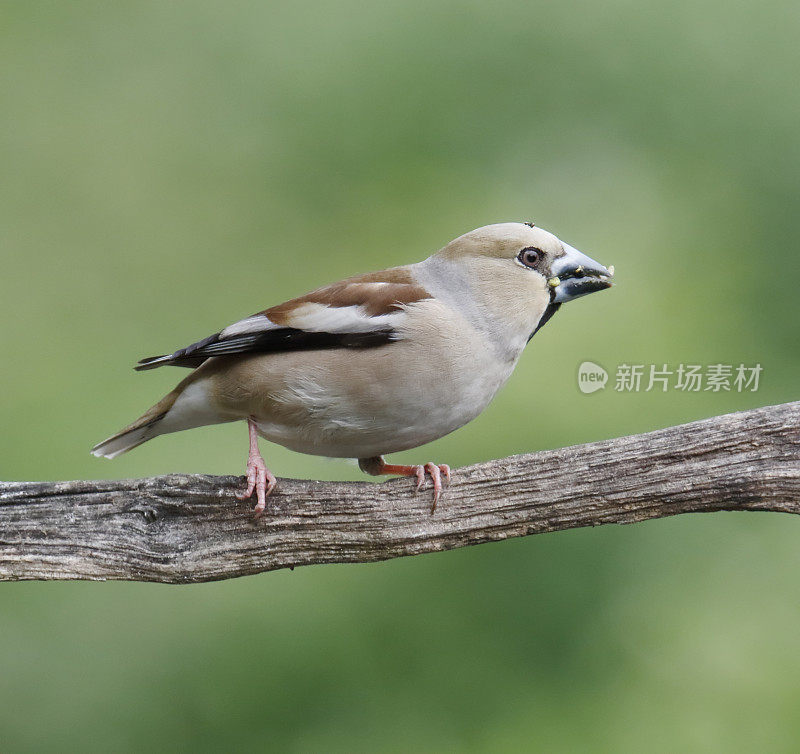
(1, 402, 798, 583)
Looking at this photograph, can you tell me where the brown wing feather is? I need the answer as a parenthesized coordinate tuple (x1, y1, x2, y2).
(263, 267, 430, 324)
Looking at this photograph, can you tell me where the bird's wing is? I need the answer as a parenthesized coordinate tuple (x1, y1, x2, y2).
(135, 267, 431, 370)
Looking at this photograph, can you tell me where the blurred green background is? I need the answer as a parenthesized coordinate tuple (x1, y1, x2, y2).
(2, 0, 799, 751)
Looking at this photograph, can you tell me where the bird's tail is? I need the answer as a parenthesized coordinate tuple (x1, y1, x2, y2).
(91, 390, 180, 459)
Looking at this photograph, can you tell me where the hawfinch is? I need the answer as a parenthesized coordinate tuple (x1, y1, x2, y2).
(92, 222, 613, 515)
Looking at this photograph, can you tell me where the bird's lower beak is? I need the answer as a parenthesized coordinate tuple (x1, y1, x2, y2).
(548, 243, 614, 303)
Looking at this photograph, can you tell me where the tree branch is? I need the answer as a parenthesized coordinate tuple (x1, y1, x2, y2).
(1, 402, 798, 583)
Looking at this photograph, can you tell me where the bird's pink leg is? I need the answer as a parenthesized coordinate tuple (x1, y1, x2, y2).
(358, 456, 451, 513)
(236, 417, 277, 518)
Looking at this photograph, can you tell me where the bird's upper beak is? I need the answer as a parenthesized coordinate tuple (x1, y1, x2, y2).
(548, 243, 614, 303)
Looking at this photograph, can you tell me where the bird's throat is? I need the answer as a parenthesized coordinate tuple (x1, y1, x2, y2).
(528, 302, 561, 341)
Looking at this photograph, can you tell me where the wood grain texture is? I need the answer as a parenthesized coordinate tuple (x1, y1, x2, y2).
(2, 401, 798, 583)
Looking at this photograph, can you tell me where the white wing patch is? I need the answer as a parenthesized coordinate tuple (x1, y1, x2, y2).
(284, 302, 405, 333)
(219, 304, 406, 340)
(220, 315, 276, 338)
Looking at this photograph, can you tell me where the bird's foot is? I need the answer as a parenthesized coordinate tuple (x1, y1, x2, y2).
(412, 462, 451, 513)
(359, 457, 451, 513)
(236, 454, 277, 518)
(237, 417, 277, 518)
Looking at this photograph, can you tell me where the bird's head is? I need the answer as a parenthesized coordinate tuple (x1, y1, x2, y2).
(431, 222, 614, 347)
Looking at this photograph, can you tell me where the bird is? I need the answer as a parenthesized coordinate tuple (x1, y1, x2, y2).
(92, 222, 613, 516)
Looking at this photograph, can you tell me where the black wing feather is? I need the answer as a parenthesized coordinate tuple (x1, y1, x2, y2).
(135, 327, 395, 371)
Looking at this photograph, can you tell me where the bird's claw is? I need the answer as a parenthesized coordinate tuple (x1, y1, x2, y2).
(412, 462, 451, 513)
(236, 454, 277, 518)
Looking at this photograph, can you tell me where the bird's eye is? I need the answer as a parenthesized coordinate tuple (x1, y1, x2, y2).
(518, 247, 542, 269)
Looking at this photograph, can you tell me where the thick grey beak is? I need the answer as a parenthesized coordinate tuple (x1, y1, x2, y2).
(548, 243, 614, 303)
